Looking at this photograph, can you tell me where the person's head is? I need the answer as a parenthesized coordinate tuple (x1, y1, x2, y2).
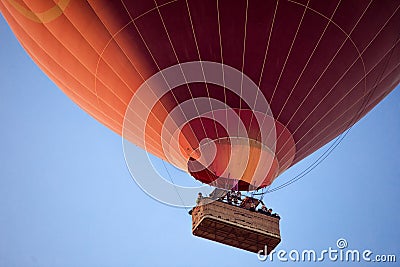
(268, 208, 272, 212)
(198, 192, 202, 196)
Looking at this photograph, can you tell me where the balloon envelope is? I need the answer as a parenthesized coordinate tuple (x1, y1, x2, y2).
(1, 0, 399, 190)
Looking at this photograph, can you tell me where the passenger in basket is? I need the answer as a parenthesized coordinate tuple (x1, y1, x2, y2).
(272, 213, 281, 219)
(196, 192, 203, 205)
(266, 208, 272, 216)
(249, 202, 256, 212)
(258, 205, 268, 214)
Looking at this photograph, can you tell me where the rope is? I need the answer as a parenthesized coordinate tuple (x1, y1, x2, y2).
(161, 160, 190, 211)
(265, 30, 400, 193)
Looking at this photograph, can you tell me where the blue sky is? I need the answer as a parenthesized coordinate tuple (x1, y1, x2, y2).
(1, 14, 399, 267)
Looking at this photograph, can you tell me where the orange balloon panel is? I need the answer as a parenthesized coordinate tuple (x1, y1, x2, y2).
(1, 0, 399, 190)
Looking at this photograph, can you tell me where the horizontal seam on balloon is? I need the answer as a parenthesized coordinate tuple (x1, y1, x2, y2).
(268, 0, 310, 105)
(183, 0, 220, 140)
(276, 42, 400, 162)
(274, 5, 400, 160)
(275, 0, 345, 120)
(276, 0, 371, 135)
(256, 0, 311, 156)
(292, 59, 400, 160)
(247, 0, 280, 167)
(276, 54, 400, 163)
(155, 0, 212, 143)
(119, 0, 201, 160)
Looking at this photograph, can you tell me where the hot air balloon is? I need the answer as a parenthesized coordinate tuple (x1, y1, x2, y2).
(1, 0, 399, 254)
